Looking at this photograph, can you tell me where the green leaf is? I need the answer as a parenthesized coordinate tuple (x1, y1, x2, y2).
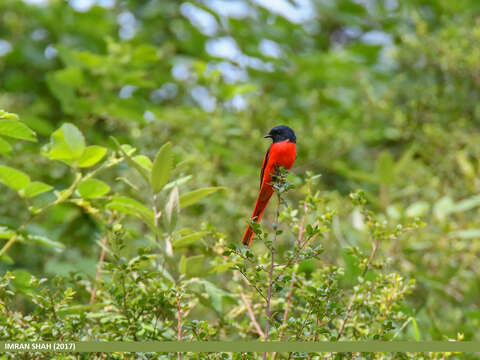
(111, 136, 150, 184)
(375, 151, 395, 185)
(78, 178, 110, 199)
(151, 142, 173, 193)
(0, 137, 12, 153)
(77, 146, 107, 167)
(0, 165, 30, 190)
(179, 187, 223, 208)
(449, 195, 480, 214)
(62, 123, 85, 158)
(172, 231, 208, 249)
(201, 280, 227, 316)
(21, 181, 53, 198)
(0, 226, 15, 239)
(107, 196, 155, 229)
(189, 279, 238, 316)
(49, 123, 85, 160)
(163, 175, 193, 191)
(164, 186, 180, 233)
(11, 270, 34, 291)
(448, 229, 480, 239)
(405, 201, 430, 217)
(0, 120, 37, 142)
(0, 254, 13, 265)
(133, 155, 152, 171)
(0, 110, 19, 121)
(27, 234, 65, 250)
(179, 254, 204, 278)
(411, 317, 420, 341)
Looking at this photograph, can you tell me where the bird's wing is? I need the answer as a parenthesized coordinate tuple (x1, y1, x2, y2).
(260, 145, 271, 188)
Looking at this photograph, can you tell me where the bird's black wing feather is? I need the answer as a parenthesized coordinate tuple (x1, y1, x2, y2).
(260, 145, 271, 188)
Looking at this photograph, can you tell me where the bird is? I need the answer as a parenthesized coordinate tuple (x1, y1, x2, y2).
(242, 125, 297, 246)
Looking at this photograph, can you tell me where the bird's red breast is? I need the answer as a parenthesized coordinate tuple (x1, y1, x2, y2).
(261, 139, 297, 187)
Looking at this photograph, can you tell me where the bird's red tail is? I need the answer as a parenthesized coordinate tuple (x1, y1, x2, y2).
(242, 185, 274, 246)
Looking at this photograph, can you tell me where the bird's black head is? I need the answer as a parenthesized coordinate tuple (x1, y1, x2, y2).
(264, 125, 296, 143)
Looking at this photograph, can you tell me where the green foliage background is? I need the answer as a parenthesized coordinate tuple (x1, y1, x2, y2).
(1, 0, 480, 358)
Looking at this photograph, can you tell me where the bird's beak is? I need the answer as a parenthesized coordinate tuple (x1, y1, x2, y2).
(264, 134, 273, 139)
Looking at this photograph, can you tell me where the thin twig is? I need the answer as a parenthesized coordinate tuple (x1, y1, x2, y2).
(90, 214, 114, 305)
(273, 200, 309, 360)
(272, 232, 318, 284)
(282, 200, 308, 325)
(237, 268, 267, 302)
(176, 288, 182, 360)
(307, 314, 321, 360)
(240, 291, 265, 339)
(89, 235, 107, 305)
(337, 238, 379, 340)
(263, 194, 281, 360)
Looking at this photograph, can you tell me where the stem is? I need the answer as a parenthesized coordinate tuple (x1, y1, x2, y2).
(273, 200, 309, 360)
(240, 291, 265, 339)
(264, 194, 281, 360)
(337, 237, 379, 340)
(0, 234, 17, 258)
(152, 193, 160, 240)
(89, 235, 107, 305)
(176, 288, 182, 360)
(237, 267, 267, 302)
(89, 214, 114, 305)
(307, 315, 321, 360)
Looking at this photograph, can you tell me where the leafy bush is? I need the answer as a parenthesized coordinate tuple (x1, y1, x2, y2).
(0, 113, 436, 359)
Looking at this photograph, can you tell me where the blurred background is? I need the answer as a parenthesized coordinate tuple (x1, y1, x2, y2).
(1, 0, 480, 341)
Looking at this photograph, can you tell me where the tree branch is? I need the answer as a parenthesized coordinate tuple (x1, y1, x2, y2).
(240, 291, 265, 339)
(273, 199, 309, 360)
(336, 237, 379, 340)
(263, 194, 281, 360)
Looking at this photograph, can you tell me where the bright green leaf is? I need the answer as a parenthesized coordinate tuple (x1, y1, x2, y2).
(78, 178, 110, 199)
(62, 123, 85, 158)
(77, 146, 107, 167)
(107, 196, 155, 230)
(151, 142, 173, 193)
(172, 231, 208, 249)
(133, 155, 152, 171)
(179, 187, 224, 208)
(49, 123, 85, 160)
(27, 234, 65, 250)
(0, 137, 12, 153)
(0, 165, 30, 190)
(21, 181, 53, 198)
(111, 137, 150, 183)
(164, 175, 192, 191)
(0, 226, 15, 239)
(0, 120, 36, 142)
(0, 110, 19, 121)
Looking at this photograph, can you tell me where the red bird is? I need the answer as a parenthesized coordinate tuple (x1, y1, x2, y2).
(242, 125, 297, 246)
